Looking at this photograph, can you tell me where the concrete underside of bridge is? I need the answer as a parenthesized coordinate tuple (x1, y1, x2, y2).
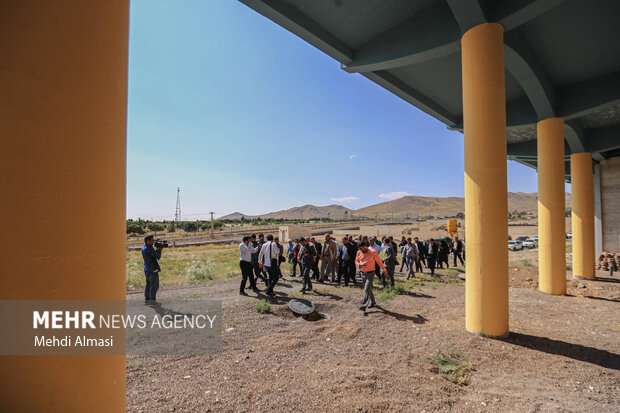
(239, 0, 620, 334)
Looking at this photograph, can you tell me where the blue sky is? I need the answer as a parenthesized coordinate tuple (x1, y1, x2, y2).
(127, 0, 568, 220)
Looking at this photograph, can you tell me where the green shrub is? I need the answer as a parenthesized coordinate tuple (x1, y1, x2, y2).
(167, 223, 176, 233)
(376, 283, 407, 302)
(256, 299, 272, 314)
(186, 259, 214, 283)
(432, 349, 474, 385)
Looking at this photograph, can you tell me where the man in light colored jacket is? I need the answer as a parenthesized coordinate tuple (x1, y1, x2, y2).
(320, 234, 338, 282)
(403, 237, 419, 280)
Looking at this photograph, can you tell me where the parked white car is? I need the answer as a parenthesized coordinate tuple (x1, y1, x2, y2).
(566, 232, 572, 239)
(508, 240, 524, 251)
(523, 238, 538, 248)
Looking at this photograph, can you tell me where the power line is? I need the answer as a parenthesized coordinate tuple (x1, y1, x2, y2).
(209, 211, 215, 237)
(174, 187, 182, 222)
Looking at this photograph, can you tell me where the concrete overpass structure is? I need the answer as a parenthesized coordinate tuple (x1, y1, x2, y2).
(239, 0, 620, 334)
(0, 0, 619, 411)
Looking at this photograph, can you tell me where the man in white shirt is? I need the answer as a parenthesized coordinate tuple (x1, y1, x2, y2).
(371, 239, 382, 254)
(258, 234, 281, 296)
(239, 236, 259, 295)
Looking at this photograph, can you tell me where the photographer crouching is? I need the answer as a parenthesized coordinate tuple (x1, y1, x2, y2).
(142, 235, 167, 306)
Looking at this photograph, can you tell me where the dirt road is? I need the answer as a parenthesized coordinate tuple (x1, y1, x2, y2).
(126, 267, 619, 412)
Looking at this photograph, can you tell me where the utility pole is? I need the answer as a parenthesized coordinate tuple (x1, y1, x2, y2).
(174, 187, 181, 222)
(209, 211, 215, 237)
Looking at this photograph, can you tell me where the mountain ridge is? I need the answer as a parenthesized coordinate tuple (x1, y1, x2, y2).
(218, 192, 572, 220)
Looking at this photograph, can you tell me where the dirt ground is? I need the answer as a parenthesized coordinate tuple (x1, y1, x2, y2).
(126, 264, 619, 413)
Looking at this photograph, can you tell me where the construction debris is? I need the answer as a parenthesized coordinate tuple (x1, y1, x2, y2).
(595, 251, 619, 271)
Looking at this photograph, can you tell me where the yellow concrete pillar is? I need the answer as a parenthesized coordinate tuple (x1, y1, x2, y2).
(0, 1, 128, 411)
(537, 118, 566, 294)
(571, 153, 595, 279)
(462, 23, 509, 337)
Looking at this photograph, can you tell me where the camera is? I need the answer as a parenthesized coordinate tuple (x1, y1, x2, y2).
(154, 239, 169, 249)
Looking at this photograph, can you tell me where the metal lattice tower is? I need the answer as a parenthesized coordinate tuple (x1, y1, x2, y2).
(174, 187, 181, 222)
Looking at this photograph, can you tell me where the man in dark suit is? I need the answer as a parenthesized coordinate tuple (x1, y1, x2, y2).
(437, 239, 450, 269)
(389, 236, 398, 255)
(308, 237, 323, 281)
(310, 237, 322, 280)
(382, 240, 398, 289)
(414, 237, 425, 272)
(338, 237, 358, 286)
(413, 237, 426, 272)
(298, 237, 316, 294)
(453, 237, 465, 267)
(398, 236, 408, 272)
(426, 238, 439, 276)
(251, 234, 268, 286)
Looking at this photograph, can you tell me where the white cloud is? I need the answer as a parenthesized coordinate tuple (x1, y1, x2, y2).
(378, 191, 410, 200)
(330, 196, 359, 203)
(349, 153, 358, 160)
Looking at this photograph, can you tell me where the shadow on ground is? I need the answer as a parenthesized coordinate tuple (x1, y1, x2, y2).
(500, 332, 620, 371)
(585, 295, 620, 303)
(365, 305, 429, 324)
(592, 276, 619, 284)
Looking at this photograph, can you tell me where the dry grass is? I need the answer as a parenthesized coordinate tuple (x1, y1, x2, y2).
(126, 245, 300, 289)
(126, 245, 237, 288)
(516, 259, 537, 268)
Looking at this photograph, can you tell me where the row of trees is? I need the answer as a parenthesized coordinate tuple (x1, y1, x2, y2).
(508, 210, 535, 219)
(222, 217, 367, 226)
(126, 215, 374, 236)
(126, 220, 224, 235)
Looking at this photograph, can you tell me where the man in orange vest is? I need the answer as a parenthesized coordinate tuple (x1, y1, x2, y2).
(355, 243, 387, 311)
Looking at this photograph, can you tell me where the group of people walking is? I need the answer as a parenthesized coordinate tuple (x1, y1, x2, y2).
(238, 232, 465, 311)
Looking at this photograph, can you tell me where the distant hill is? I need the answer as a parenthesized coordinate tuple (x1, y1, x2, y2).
(218, 204, 354, 220)
(356, 192, 572, 218)
(219, 193, 572, 220)
(508, 192, 572, 213)
(356, 196, 464, 218)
